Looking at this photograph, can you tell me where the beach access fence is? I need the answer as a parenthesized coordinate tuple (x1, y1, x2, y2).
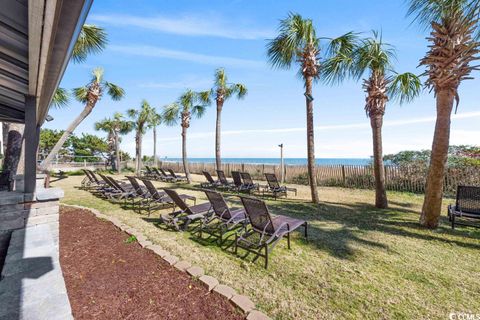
(158, 161, 480, 197)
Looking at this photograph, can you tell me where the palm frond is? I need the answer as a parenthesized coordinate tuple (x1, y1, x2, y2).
(72, 86, 89, 103)
(227, 83, 248, 99)
(162, 103, 181, 126)
(51, 87, 70, 108)
(353, 31, 396, 79)
(72, 24, 107, 63)
(91, 67, 104, 84)
(407, 0, 478, 28)
(322, 32, 361, 84)
(127, 109, 138, 119)
(267, 12, 318, 69)
(104, 81, 125, 101)
(192, 104, 207, 119)
(198, 90, 213, 105)
(214, 68, 228, 88)
(388, 72, 423, 105)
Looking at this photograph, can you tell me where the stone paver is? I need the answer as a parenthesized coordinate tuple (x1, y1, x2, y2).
(186, 266, 204, 278)
(231, 295, 255, 313)
(246, 310, 271, 320)
(163, 254, 179, 265)
(213, 284, 236, 299)
(199, 275, 219, 291)
(146, 245, 169, 258)
(138, 239, 152, 248)
(173, 260, 191, 272)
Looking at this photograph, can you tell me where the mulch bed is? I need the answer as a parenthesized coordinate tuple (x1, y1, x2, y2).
(59, 206, 243, 320)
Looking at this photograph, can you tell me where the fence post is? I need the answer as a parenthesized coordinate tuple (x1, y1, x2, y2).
(84, 160, 87, 168)
(341, 165, 346, 187)
(241, 163, 245, 172)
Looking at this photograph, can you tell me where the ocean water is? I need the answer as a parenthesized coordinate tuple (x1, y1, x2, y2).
(162, 158, 372, 166)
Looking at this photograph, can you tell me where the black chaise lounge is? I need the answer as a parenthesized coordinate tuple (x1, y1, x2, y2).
(140, 179, 195, 216)
(161, 189, 212, 231)
(263, 173, 297, 199)
(167, 168, 187, 182)
(201, 171, 221, 188)
(198, 190, 248, 243)
(216, 170, 234, 189)
(448, 185, 480, 229)
(236, 196, 308, 268)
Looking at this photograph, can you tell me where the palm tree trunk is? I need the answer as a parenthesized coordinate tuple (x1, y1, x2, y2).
(153, 126, 157, 167)
(370, 115, 388, 208)
(135, 131, 142, 175)
(215, 100, 223, 170)
(115, 133, 120, 173)
(182, 125, 191, 183)
(305, 76, 319, 203)
(40, 103, 95, 170)
(420, 89, 454, 228)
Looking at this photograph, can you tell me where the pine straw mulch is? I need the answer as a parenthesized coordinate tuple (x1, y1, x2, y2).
(59, 206, 243, 320)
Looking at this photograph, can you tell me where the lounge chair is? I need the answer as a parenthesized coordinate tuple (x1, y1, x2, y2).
(201, 171, 221, 188)
(198, 190, 248, 243)
(167, 168, 187, 182)
(125, 176, 155, 211)
(156, 168, 176, 181)
(161, 189, 212, 231)
(239, 172, 259, 192)
(231, 171, 256, 193)
(236, 196, 308, 268)
(448, 185, 480, 229)
(263, 173, 297, 199)
(100, 174, 136, 202)
(140, 179, 195, 216)
(216, 170, 234, 189)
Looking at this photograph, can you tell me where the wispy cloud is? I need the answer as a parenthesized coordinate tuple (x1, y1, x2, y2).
(156, 111, 480, 142)
(139, 76, 212, 90)
(109, 44, 264, 68)
(89, 13, 274, 40)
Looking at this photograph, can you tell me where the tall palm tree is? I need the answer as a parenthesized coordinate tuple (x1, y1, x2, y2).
(3, 25, 108, 178)
(204, 68, 247, 170)
(94, 112, 134, 173)
(147, 110, 162, 167)
(324, 31, 422, 208)
(40, 68, 124, 170)
(162, 89, 210, 183)
(267, 12, 358, 204)
(407, 0, 480, 228)
(128, 100, 155, 175)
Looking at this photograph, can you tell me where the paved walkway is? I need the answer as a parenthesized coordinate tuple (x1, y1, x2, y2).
(0, 224, 72, 320)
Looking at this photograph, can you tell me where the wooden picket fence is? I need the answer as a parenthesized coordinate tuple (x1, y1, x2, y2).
(158, 161, 480, 197)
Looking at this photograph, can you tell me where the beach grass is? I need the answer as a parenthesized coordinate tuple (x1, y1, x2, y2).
(53, 174, 480, 320)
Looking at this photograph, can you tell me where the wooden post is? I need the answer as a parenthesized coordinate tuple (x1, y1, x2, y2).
(341, 165, 346, 187)
(24, 95, 39, 194)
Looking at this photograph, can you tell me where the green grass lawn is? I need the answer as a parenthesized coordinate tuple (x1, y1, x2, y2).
(53, 174, 480, 320)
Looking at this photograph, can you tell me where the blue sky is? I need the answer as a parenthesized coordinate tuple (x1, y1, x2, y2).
(46, 0, 480, 159)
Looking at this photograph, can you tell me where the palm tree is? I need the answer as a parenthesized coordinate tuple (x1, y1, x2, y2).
(323, 31, 422, 208)
(51, 24, 107, 105)
(162, 89, 210, 183)
(147, 110, 162, 167)
(128, 100, 156, 175)
(407, 0, 480, 228)
(40, 68, 125, 170)
(94, 113, 134, 173)
(267, 12, 358, 204)
(3, 25, 108, 178)
(204, 68, 247, 170)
